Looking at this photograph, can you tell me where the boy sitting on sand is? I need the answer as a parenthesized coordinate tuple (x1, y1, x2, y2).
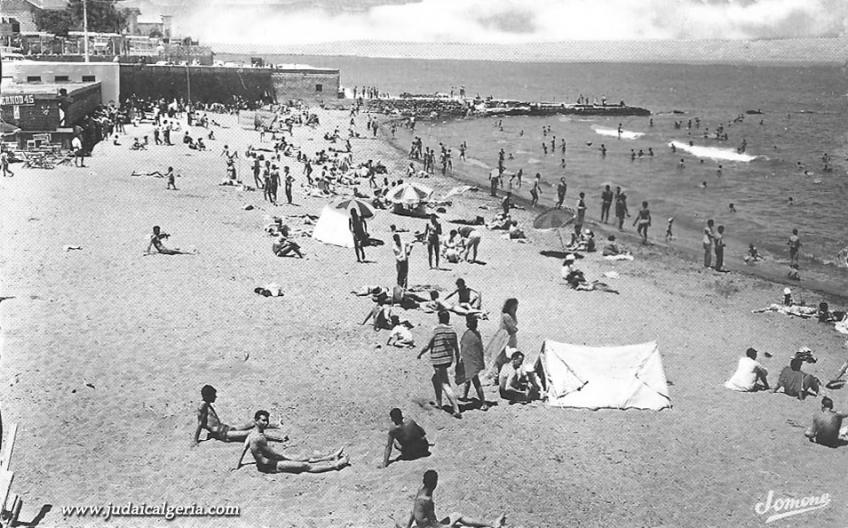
(145, 225, 193, 255)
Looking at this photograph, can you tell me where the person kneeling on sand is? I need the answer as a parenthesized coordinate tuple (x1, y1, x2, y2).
(193, 385, 287, 445)
(239, 410, 349, 474)
(145, 225, 193, 255)
(499, 351, 542, 403)
(387, 316, 416, 348)
(395, 470, 506, 528)
(382, 408, 430, 468)
(805, 397, 848, 447)
(724, 347, 769, 392)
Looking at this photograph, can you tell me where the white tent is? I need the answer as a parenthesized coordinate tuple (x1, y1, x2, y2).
(538, 340, 671, 410)
(312, 205, 353, 248)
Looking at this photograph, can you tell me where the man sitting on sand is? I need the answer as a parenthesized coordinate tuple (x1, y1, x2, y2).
(724, 348, 769, 392)
(499, 351, 542, 403)
(602, 235, 628, 257)
(145, 225, 192, 255)
(805, 397, 848, 447)
(772, 357, 820, 400)
(396, 470, 505, 528)
(193, 385, 287, 445)
(239, 410, 349, 474)
(272, 228, 303, 258)
(382, 408, 430, 468)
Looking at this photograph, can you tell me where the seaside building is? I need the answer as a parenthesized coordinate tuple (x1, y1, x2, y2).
(0, 0, 67, 34)
(6, 61, 119, 104)
(0, 77, 100, 148)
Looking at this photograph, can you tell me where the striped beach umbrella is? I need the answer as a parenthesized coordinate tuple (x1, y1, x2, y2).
(335, 197, 376, 219)
(385, 182, 433, 206)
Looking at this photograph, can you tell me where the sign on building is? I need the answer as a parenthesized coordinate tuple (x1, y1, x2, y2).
(0, 94, 36, 106)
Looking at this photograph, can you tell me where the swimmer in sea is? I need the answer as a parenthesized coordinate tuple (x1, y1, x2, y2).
(717, 165, 722, 176)
(729, 203, 737, 213)
(788, 197, 794, 206)
(700, 181, 708, 189)
(679, 159, 685, 169)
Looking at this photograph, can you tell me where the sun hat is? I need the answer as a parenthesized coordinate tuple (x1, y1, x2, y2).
(783, 287, 791, 295)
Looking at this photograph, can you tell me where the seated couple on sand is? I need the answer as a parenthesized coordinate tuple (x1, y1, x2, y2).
(395, 470, 506, 528)
(498, 351, 543, 403)
(772, 353, 821, 400)
(422, 280, 487, 319)
(194, 385, 288, 444)
(561, 254, 619, 294)
(235, 410, 349, 474)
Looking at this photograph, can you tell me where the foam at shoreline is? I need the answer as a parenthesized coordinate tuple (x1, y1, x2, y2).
(669, 140, 759, 162)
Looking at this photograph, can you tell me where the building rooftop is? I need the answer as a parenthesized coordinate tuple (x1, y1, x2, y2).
(24, 0, 68, 10)
(2, 80, 100, 96)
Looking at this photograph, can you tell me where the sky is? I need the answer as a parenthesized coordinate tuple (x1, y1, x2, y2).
(126, 0, 848, 49)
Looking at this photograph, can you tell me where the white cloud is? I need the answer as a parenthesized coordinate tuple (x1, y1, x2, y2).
(168, 0, 848, 45)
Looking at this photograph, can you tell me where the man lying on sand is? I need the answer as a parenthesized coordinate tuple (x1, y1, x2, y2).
(395, 470, 505, 528)
(239, 411, 349, 474)
(193, 385, 287, 445)
(145, 225, 193, 255)
(382, 408, 430, 468)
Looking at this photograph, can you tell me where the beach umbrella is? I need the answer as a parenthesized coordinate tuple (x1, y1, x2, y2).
(533, 207, 576, 250)
(335, 197, 375, 219)
(385, 182, 433, 206)
(533, 207, 575, 230)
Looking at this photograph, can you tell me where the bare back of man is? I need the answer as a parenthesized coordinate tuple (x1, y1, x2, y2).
(391, 419, 429, 459)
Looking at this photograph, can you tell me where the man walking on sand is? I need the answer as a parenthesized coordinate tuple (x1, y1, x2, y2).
(417, 311, 462, 419)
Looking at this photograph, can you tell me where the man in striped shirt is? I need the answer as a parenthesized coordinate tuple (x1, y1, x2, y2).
(417, 311, 462, 419)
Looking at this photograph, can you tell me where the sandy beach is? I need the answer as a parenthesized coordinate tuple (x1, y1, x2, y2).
(1, 106, 847, 527)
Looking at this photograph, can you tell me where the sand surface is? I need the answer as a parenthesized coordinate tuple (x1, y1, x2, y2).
(1, 108, 847, 528)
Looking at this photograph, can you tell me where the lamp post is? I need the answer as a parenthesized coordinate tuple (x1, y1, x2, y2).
(82, 0, 90, 62)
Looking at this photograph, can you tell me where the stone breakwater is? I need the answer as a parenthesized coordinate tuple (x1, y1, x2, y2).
(360, 96, 651, 119)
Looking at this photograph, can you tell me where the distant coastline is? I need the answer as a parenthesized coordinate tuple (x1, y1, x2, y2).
(212, 37, 848, 65)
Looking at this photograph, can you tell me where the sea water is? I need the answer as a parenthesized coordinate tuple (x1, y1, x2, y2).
(222, 54, 848, 295)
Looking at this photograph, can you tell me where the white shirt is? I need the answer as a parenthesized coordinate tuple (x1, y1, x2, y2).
(389, 326, 413, 344)
(724, 356, 765, 392)
(72, 137, 82, 150)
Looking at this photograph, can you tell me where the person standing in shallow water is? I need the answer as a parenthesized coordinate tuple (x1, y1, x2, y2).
(714, 225, 726, 271)
(703, 219, 715, 268)
(633, 201, 651, 244)
(788, 228, 802, 269)
(600, 185, 613, 223)
(614, 189, 629, 230)
(530, 173, 542, 207)
(555, 178, 567, 208)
